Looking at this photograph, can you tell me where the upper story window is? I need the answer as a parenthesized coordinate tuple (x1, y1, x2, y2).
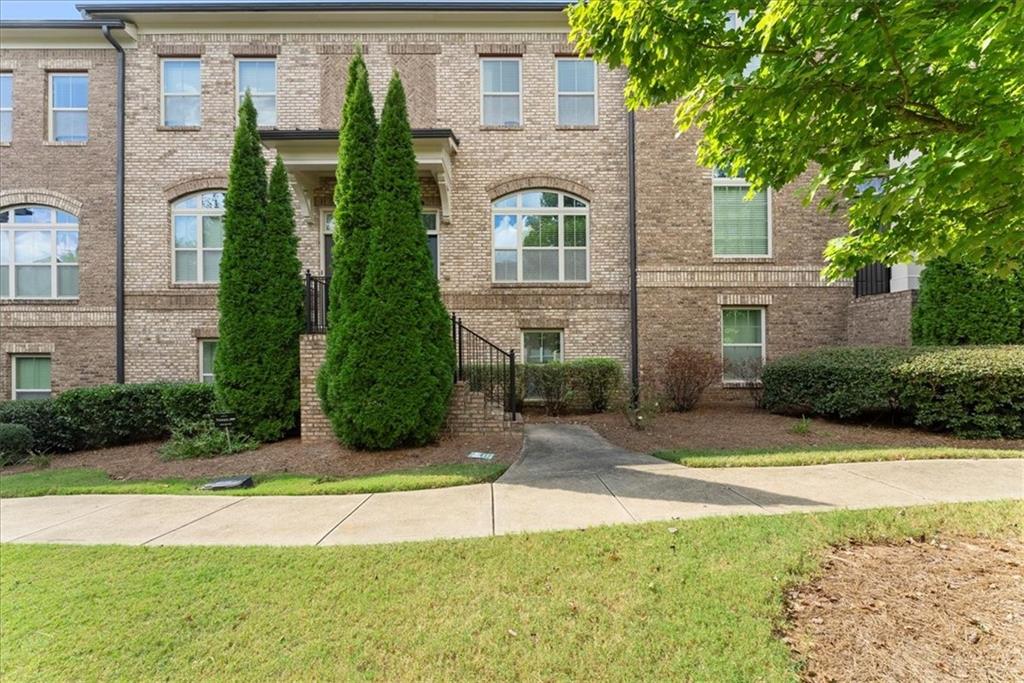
(49, 73, 88, 143)
(481, 58, 521, 127)
(492, 190, 588, 283)
(0, 73, 12, 143)
(172, 191, 225, 284)
(0, 206, 79, 300)
(161, 59, 201, 127)
(556, 58, 596, 126)
(712, 169, 771, 257)
(236, 59, 276, 127)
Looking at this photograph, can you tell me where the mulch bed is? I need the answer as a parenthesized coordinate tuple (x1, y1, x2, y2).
(535, 401, 1024, 454)
(785, 537, 1024, 682)
(4, 432, 523, 481)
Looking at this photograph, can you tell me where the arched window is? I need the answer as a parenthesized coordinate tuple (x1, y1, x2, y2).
(0, 205, 79, 299)
(492, 190, 588, 283)
(172, 191, 225, 284)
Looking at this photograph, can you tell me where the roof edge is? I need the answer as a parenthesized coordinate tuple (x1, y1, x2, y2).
(79, 2, 570, 16)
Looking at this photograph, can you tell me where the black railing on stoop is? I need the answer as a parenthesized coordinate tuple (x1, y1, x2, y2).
(303, 272, 516, 421)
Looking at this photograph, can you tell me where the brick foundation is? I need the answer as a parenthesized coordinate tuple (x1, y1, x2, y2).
(846, 291, 917, 346)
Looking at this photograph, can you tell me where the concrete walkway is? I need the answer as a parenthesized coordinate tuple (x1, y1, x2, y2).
(2, 424, 1021, 546)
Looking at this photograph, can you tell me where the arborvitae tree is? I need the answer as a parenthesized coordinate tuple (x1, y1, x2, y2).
(911, 259, 1024, 345)
(335, 73, 455, 448)
(318, 53, 378, 436)
(216, 94, 302, 441)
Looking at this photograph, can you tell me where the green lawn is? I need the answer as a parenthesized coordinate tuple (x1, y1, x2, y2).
(1, 501, 1019, 681)
(655, 445, 1024, 468)
(0, 462, 508, 499)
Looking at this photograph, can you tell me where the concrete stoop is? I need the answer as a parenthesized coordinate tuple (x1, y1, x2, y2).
(445, 381, 523, 435)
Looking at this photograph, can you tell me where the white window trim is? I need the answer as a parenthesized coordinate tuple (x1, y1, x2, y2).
(491, 190, 590, 284)
(11, 354, 51, 401)
(171, 192, 225, 285)
(555, 57, 598, 126)
(1, 206, 80, 300)
(0, 73, 12, 143)
(199, 339, 217, 384)
(423, 209, 440, 278)
(480, 57, 522, 127)
(320, 207, 334, 275)
(235, 58, 277, 127)
(49, 72, 88, 143)
(711, 174, 773, 258)
(160, 58, 201, 128)
(721, 307, 766, 385)
(521, 329, 564, 365)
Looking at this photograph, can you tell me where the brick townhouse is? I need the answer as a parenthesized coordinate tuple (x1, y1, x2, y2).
(0, 2, 917, 415)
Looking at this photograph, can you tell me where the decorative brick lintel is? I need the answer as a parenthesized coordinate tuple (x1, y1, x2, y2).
(191, 326, 219, 339)
(230, 44, 281, 57)
(154, 44, 205, 57)
(718, 294, 774, 306)
(4, 342, 56, 354)
(316, 44, 365, 55)
(476, 43, 526, 56)
(388, 43, 441, 55)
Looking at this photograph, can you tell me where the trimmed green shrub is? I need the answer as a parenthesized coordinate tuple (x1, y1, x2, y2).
(567, 358, 622, 412)
(0, 383, 216, 454)
(159, 420, 259, 461)
(912, 259, 1024, 345)
(0, 423, 34, 465)
(320, 53, 377, 427)
(893, 347, 1024, 438)
(761, 347, 923, 419)
(332, 73, 455, 448)
(524, 363, 574, 416)
(216, 93, 302, 442)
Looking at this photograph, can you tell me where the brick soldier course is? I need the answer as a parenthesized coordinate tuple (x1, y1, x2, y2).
(0, 4, 915, 427)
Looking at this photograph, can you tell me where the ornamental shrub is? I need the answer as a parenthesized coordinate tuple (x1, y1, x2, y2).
(912, 259, 1024, 345)
(0, 400, 76, 454)
(567, 358, 622, 412)
(658, 347, 722, 412)
(761, 347, 923, 419)
(0, 423, 34, 466)
(320, 53, 378, 430)
(893, 346, 1024, 438)
(159, 420, 259, 461)
(524, 363, 574, 416)
(334, 73, 455, 448)
(217, 93, 302, 442)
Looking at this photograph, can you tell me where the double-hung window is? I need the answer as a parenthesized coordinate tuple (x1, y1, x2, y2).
(722, 308, 765, 383)
(481, 58, 521, 127)
(712, 169, 770, 257)
(200, 340, 217, 384)
(172, 191, 225, 284)
(0, 206, 79, 299)
(12, 355, 51, 401)
(422, 211, 439, 278)
(493, 190, 588, 283)
(556, 58, 596, 125)
(0, 73, 12, 143)
(50, 73, 88, 143)
(161, 59, 201, 127)
(236, 59, 276, 127)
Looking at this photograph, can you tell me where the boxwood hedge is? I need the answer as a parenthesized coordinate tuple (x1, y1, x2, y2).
(762, 346, 1024, 438)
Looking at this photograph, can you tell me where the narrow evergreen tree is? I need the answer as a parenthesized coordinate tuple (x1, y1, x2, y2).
(318, 53, 378, 437)
(335, 73, 455, 448)
(216, 94, 301, 441)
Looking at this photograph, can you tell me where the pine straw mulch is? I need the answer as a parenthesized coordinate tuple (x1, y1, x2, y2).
(785, 536, 1024, 682)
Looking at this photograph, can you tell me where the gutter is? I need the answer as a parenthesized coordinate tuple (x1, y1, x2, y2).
(101, 25, 126, 383)
(627, 109, 639, 408)
(0, 20, 125, 29)
(78, 1, 570, 14)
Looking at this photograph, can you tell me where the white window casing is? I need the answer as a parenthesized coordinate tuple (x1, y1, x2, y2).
(721, 307, 766, 384)
(492, 190, 589, 284)
(0, 73, 12, 143)
(712, 171, 772, 257)
(171, 191, 225, 284)
(555, 58, 597, 126)
(480, 58, 522, 127)
(161, 58, 201, 127)
(199, 340, 217, 384)
(49, 72, 88, 143)
(12, 355, 51, 401)
(236, 58, 277, 127)
(0, 206, 79, 300)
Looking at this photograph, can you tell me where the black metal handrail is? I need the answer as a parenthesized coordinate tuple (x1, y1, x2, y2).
(304, 270, 329, 333)
(452, 313, 517, 421)
(853, 263, 891, 297)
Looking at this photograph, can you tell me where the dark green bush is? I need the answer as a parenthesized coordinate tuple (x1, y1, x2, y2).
(912, 259, 1024, 345)
(762, 347, 922, 419)
(567, 358, 622, 412)
(0, 383, 216, 454)
(0, 423, 34, 466)
(893, 347, 1024, 438)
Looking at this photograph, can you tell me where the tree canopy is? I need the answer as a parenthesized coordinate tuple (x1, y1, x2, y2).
(568, 0, 1024, 278)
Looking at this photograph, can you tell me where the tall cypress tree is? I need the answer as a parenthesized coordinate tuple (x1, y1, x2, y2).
(319, 53, 378, 435)
(336, 73, 455, 448)
(216, 94, 301, 441)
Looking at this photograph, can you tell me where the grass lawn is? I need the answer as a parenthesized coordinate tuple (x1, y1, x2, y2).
(1, 500, 1019, 681)
(656, 445, 1024, 468)
(0, 462, 508, 499)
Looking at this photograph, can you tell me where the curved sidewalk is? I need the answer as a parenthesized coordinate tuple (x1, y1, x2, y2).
(2, 424, 1021, 547)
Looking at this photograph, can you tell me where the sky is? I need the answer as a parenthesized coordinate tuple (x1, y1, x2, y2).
(0, 1, 326, 20)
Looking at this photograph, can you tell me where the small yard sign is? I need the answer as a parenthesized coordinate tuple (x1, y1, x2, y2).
(213, 413, 237, 429)
(467, 451, 495, 461)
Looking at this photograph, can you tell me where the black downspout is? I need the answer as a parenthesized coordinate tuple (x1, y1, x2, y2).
(101, 25, 126, 383)
(626, 109, 639, 409)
